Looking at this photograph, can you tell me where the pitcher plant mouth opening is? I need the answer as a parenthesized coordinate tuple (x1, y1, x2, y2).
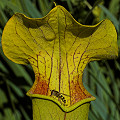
(29, 94, 96, 112)
(2, 4, 118, 114)
(26, 72, 96, 109)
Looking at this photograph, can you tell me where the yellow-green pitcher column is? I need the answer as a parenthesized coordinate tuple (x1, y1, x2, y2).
(30, 96, 95, 120)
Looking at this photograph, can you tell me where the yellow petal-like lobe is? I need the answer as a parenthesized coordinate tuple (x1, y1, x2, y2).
(2, 5, 118, 109)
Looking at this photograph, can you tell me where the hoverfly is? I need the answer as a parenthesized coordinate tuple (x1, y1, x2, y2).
(50, 90, 70, 104)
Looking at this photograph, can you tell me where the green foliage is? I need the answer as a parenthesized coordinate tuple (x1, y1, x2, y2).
(0, 0, 119, 120)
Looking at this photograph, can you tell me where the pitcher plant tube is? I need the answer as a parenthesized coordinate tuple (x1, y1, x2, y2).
(2, 5, 118, 120)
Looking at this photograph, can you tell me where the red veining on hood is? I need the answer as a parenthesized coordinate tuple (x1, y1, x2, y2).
(70, 75, 91, 105)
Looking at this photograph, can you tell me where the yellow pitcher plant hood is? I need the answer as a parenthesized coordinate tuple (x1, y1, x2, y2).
(2, 5, 118, 119)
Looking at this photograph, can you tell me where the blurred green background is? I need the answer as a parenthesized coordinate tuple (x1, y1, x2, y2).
(0, 0, 120, 120)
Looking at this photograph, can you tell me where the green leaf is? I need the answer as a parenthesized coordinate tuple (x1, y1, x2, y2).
(0, 88, 8, 108)
(22, 0, 42, 18)
(0, 6, 8, 27)
(99, 5, 119, 32)
(19, 106, 31, 120)
(109, 0, 119, 16)
(7, 79, 24, 97)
